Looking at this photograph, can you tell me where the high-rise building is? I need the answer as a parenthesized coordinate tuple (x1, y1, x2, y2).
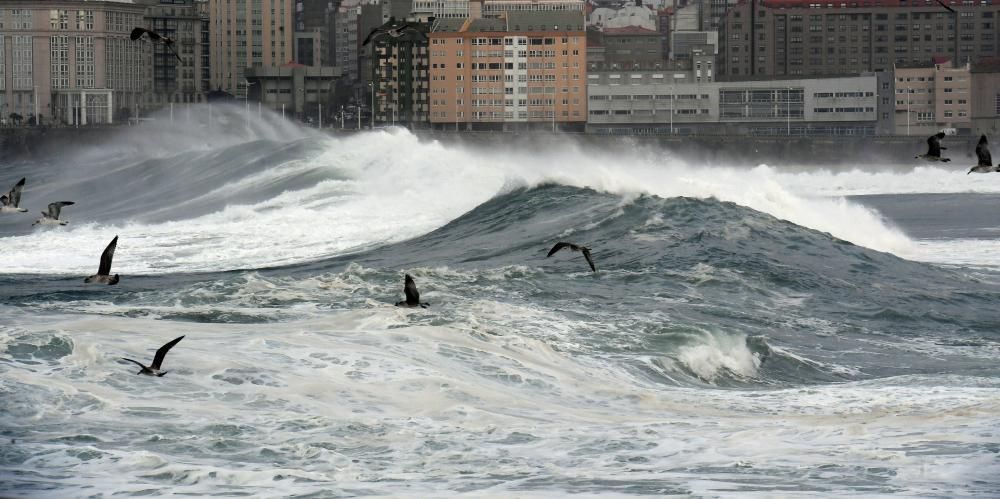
(369, 19, 430, 126)
(428, 11, 587, 131)
(0, 0, 149, 125)
(970, 59, 1000, 136)
(718, 0, 1000, 78)
(208, 0, 295, 97)
(144, 0, 212, 107)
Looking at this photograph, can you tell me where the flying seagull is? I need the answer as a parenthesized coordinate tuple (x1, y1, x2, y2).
(85, 236, 120, 285)
(934, 0, 956, 13)
(363, 18, 426, 46)
(130, 27, 182, 62)
(122, 336, 185, 377)
(32, 201, 75, 226)
(916, 132, 951, 162)
(968, 135, 997, 174)
(395, 274, 429, 308)
(0, 178, 27, 213)
(547, 242, 597, 272)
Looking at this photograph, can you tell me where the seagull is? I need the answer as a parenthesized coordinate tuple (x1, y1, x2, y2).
(547, 242, 597, 272)
(916, 132, 951, 162)
(0, 178, 27, 213)
(934, 0, 956, 13)
(130, 27, 182, 62)
(395, 274, 429, 308)
(362, 17, 426, 46)
(968, 135, 998, 174)
(85, 236, 120, 285)
(122, 336, 184, 377)
(32, 201, 74, 226)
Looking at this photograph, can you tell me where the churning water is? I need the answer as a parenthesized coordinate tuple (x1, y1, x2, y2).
(1, 107, 998, 497)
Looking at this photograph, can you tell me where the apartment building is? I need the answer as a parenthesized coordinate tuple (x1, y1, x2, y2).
(586, 72, 884, 136)
(144, 0, 211, 108)
(428, 11, 587, 130)
(0, 0, 149, 125)
(370, 20, 430, 126)
(208, 0, 295, 97)
(893, 57, 971, 136)
(719, 0, 1000, 78)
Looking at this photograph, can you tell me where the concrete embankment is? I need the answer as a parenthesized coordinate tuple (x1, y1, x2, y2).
(0, 125, 980, 167)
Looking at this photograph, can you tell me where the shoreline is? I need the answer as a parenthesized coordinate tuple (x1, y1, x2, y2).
(0, 125, 980, 167)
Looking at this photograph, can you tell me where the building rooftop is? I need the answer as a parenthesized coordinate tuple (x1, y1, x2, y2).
(432, 11, 585, 33)
(758, 0, 975, 8)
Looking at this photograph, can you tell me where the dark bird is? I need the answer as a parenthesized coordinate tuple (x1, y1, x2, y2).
(85, 236, 120, 285)
(395, 274, 429, 308)
(130, 27, 182, 62)
(968, 135, 998, 174)
(916, 132, 951, 162)
(0, 178, 27, 213)
(362, 18, 426, 46)
(122, 336, 184, 377)
(934, 0, 956, 13)
(32, 201, 74, 226)
(547, 242, 597, 272)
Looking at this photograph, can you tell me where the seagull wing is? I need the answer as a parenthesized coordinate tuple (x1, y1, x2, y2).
(98, 236, 118, 276)
(121, 358, 148, 371)
(48, 201, 74, 219)
(581, 247, 597, 272)
(9, 178, 25, 207)
(977, 136, 993, 167)
(0, 195, 7, 207)
(165, 43, 183, 62)
(362, 28, 379, 46)
(151, 335, 185, 370)
(403, 274, 420, 306)
(926, 135, 941, 157)
(547, 242, 575, 257)
(934, 0, 956, 13)
(130, 27, 150, 41)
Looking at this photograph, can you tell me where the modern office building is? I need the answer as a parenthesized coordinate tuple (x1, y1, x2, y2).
(718, 0, 1000, 78)
(428, 11, 587, 130)
(144, 0, 212, 108)
(971, 59, 1000, 136)
(208, 0, 295, 97)
(586, 71, 884, 136)
(245, 63, 340, 118)
(0, 0, 150, 125)
(893, 57, 971, 136)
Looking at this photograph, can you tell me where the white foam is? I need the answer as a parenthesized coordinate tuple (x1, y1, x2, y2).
(2, 127, 976, 275)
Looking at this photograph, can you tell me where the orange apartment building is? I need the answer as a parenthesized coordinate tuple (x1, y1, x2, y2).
(428, 11, 586, 131)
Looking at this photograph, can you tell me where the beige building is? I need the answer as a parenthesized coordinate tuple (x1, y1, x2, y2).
(893, 58, 971, 136)
(0, 0, 149, 125)
(208, 0, 294, 97)
(428, 11, 587, 131)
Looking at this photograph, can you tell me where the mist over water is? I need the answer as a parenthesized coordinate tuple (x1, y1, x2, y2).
(2, 109, 999, 497)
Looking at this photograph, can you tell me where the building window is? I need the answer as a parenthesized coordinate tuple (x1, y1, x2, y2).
(50, 36, 70, 89)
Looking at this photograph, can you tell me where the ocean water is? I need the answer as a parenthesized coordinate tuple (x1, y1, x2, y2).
(1, 110, 999, 497)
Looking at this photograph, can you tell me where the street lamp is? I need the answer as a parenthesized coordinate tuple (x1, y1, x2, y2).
(369, 81, 375, 129)
(786, 87, 791, 136)
(243, 79, 257, 130)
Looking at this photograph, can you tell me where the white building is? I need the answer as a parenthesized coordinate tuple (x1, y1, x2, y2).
(587, 72, 882, 136)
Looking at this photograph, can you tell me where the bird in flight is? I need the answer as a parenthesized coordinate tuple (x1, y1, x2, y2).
(122, 336, 185, 377)
(547, 242, 597, 272)
(131, 27, 182, 62)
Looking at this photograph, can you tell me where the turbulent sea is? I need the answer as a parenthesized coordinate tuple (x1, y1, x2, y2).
(1, 112, 999, 497)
